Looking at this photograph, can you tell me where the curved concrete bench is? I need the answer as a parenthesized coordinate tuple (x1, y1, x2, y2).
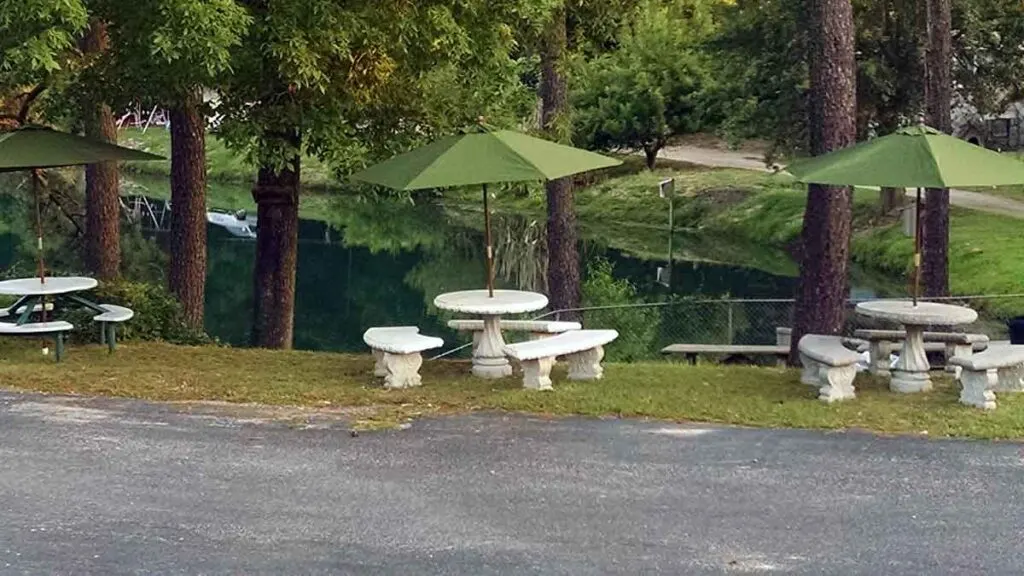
(363, 327, 443, 389)
(854, 329, 989, 376)
(503, 329, 618, 390)
(798, 334, 860, 403)
(0, 302, 53, 319)
(949, 345, 1024, 410)
(93, 304, 135, 353)
(0, 321, 74, 362)
(449, 319, 581, 355)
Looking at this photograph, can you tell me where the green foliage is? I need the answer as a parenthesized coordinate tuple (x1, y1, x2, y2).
(581, 257, 660, 361)
(572, 0, 718, 166)
(67, 280, 211, 345)
(0, 0, 87, 87)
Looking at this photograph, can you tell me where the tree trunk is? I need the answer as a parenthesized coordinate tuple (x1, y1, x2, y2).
(789, 0, 858, 364)
(80, 20, 120, 280)
(251, 136, 299, 349)
(541, 3, 580, 320)
(922, 0, 952, 297)
(880, 187, 904, 214)
(644, 144, 660, 170)
(168, 89, 207, 330)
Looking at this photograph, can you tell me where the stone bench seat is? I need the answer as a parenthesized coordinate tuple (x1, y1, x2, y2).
(949, 345, 1024, 410)
(798, 334, 861, 403)
(503, 329, 618, 390)
(853, 329, 989, 376)
(0, 302, 53, 318)
(363, 327, 444, 389)
(449, 319, 581, 355)
(93, 304, 135, 353)
(0, 321, 74, 362)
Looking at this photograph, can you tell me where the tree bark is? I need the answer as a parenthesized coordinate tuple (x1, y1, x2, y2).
(541, 3, 581, 320)
(644, 144, 660, 170)
(880, 187, 905, 214)
(168, 89, 207, 330)
(789, 0, 858, 364)
(251, 135, 299, 349)
(922, 0, 952, 297)
(80, 20, 120, 280)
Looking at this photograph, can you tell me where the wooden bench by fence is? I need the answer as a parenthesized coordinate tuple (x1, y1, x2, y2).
(661, 344, 790, 365)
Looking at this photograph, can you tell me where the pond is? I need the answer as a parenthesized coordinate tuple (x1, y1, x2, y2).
(121, 176, 897, 358)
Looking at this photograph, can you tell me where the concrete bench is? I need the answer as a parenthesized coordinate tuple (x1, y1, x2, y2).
(448, 319, 581, 355)
(503, 329, 618, 390)
(949, 345, 1024, 410)
(0, 321, 75, 362)
(854, 329, 989, 376)
(93, 304, 134, 353)
(0, 302, 53, 319)
(798, 335, 861, 403)
(363, 327, 443, 389)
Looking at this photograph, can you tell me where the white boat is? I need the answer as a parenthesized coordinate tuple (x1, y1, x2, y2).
(206, 209, 257, 238)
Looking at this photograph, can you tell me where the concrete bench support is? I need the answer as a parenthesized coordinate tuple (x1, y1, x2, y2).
(798, 335, 861, 403)
(0, 321, 75, 362)
(92, 304, 135, 353)
(504, 330, 618, 390)
(949, 345, 1024, 410)
(363, 327, 444, 389)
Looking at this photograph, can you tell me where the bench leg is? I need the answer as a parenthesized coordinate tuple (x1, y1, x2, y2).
(383, 352, 423, 389)
(521, 357, 554, 390)
(106, 324, 117, 353)
(55, 332, 65, 363)
(995, 364, 1024, 392)
(959, 368, 997, 410)
(566, 346, 604, 381)
(946, 343, 972, 376)
(799, 354, 820, 386)
(868, 340, 892, 376)
(371, 349, 387, 377)
(818, 364, 856, 403)
(99, 323, 107, 345)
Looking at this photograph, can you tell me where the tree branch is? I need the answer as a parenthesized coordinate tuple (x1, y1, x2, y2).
(17, 85, 47, 124)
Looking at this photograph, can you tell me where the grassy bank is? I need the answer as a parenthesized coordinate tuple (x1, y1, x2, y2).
(118, 127, 335, 190)
(3, 340, 1024, 438)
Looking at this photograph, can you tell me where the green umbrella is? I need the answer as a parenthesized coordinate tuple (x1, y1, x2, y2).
(784, 124, 1024, 303)
(349, 126, 622, 296)
(0, 125, 164, 282)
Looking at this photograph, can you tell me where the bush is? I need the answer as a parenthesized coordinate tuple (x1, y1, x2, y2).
(581, 258, 660, 361)
(66, 280, 212, 346)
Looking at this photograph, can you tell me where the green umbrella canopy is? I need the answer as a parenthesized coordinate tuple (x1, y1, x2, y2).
(0, 125, 163, 172)
(349, 129, 622, 190)
(784, 124, 1024, 188)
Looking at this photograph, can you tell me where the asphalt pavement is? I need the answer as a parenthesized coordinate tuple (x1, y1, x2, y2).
(0, 390, 1021, 575)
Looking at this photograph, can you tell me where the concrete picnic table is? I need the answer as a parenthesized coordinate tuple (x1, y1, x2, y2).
(0, 277, 104, 324)
(855, 300, 978, 393)
(434, 289, 548, 379)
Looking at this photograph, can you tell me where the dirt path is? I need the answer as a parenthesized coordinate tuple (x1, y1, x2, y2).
(659, 145, 1024, 219)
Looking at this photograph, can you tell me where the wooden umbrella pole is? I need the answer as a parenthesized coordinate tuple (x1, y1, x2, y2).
(482, 183, 495, 297)
(32, 169, 46, 284)
(913, 187, 922, 306)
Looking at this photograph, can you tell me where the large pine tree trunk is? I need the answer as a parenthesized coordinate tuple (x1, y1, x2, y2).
(789, 0, 858, 364)
(922, 0, 952, 297)
(80, 20, 120, 280)
(251, 135, 299, 349)
(168, 89, 207, 330)
(541, 3, 581, 320)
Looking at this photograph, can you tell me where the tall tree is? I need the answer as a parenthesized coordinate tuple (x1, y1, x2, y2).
(789, 0, 857, 363)
(79, 20, 121, 280)
(218, 0, 552, 348)
(97, 0, 249, 329)
(921, 0, 952, 297)
(540, 4, 580, 318)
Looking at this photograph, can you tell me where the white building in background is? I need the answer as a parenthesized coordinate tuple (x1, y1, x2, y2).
(953, 99, 1024, 151)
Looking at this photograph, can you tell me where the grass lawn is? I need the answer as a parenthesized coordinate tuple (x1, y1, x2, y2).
(118, 127, 335, 190)
(4, 340, 1024, 439)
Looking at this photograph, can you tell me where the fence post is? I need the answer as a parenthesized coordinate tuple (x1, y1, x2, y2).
(727, 302, 734, 344)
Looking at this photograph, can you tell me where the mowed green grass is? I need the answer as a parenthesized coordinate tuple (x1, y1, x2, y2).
(2, 340, 1024, 438)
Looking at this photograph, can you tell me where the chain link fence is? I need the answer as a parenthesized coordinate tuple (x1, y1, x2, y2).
(532, 294, 1024, 362)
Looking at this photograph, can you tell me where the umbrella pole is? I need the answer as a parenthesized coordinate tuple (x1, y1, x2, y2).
(32, 169, 46, 285)
(913, 187, 922, 306)
(483, 183, 494, 297)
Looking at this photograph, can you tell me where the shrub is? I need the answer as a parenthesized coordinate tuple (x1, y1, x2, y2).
(66, 280, 212, 346)
(581, 258, 660, 361)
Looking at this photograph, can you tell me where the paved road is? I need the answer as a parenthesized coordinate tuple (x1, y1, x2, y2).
(1, 391, 1022, 575)
(660, 145, 1024, 219)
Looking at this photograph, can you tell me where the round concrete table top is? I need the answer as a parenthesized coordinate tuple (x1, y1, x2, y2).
(855, 300, 977, 326)
(0, 276, 98, 296)
(434, 290, 548, 316)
